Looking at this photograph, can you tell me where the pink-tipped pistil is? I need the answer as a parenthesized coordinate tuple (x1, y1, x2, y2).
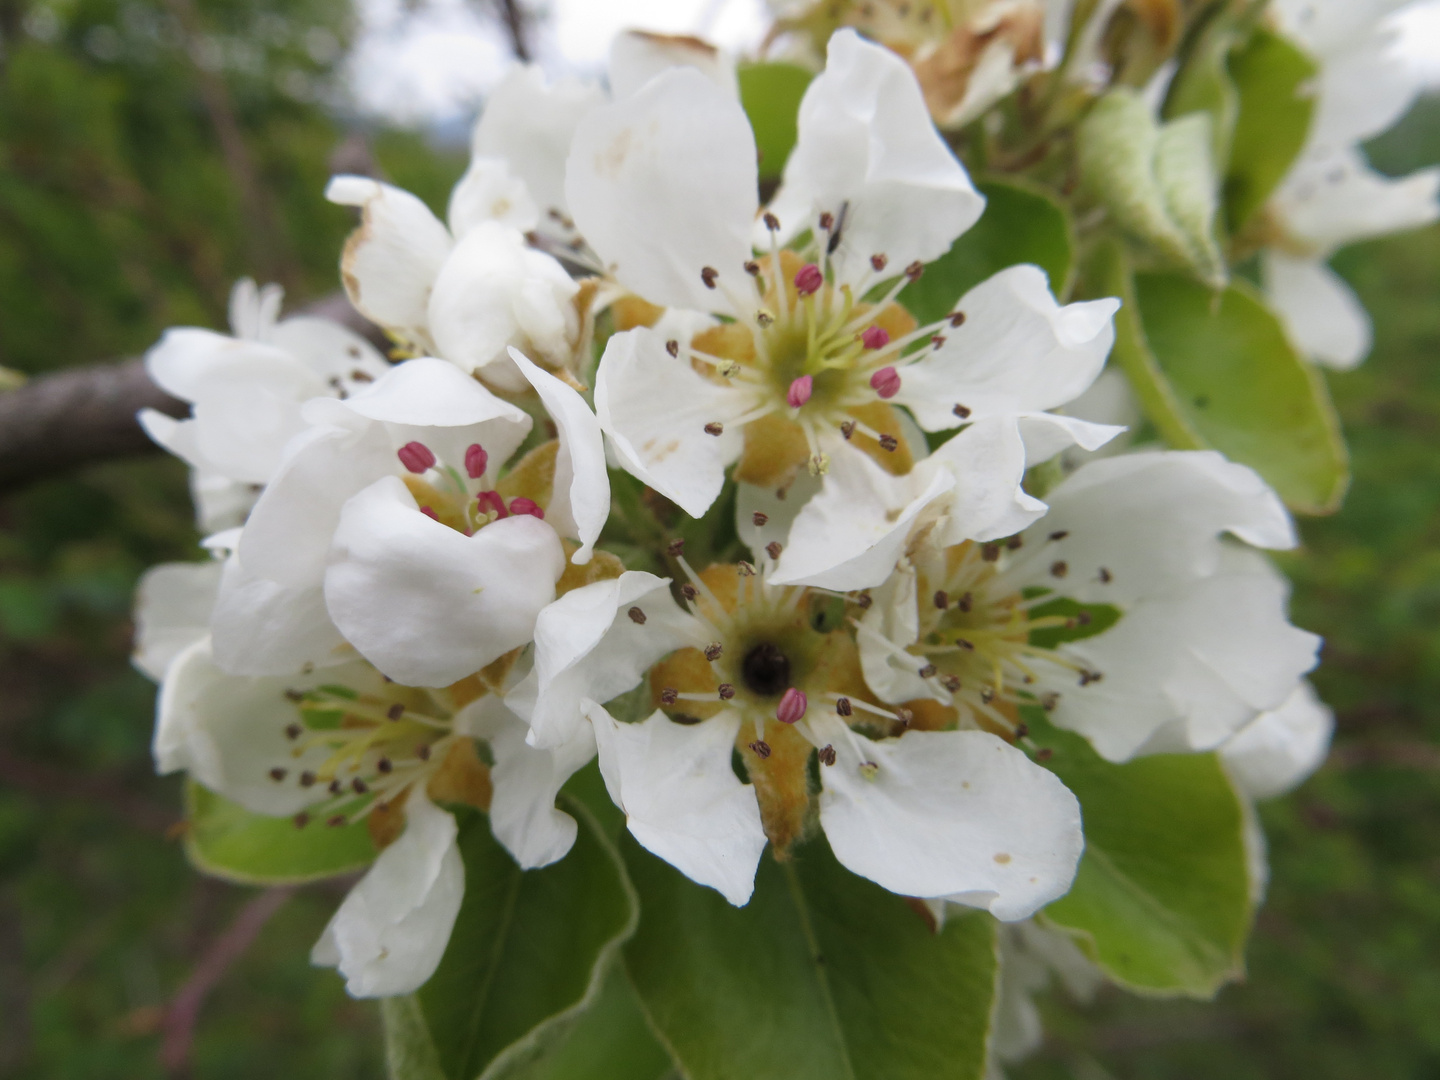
(794, 263, 823, 297)
(476, 490, 508, 518)
(787, 375, 813, 409)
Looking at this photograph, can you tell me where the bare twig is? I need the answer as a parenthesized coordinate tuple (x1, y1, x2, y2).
(493, 0, 531, 60)
(160, 887, 295, 1076)
(0, 292, 384, 495)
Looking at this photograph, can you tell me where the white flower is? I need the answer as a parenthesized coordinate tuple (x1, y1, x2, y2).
(139, 278, 389, 530)
(132, 558, 224, 682)
(855, 450, 1321, 762)
(213, 352, 608, 687)
(1219, 680, 1334, 801)
(574, 28, 1117, 535)
(987, 919, 1104, 1076)
(1262, 1, 1440, 368)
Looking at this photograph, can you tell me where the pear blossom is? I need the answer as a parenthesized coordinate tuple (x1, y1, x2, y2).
(574, 28, 1118, 537)
(1261, 0, 1440, 368)
(514, 552, 1082, 916)
(212, 351, 608, 687)
(854, 450, 1322, 762)
(986, 919, 1103, 1077)
(1220, 679, 1334, 802)
(138, 278, 389, 531)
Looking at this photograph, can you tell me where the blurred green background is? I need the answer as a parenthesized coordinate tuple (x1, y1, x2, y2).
(0, 2, 1437, 1077)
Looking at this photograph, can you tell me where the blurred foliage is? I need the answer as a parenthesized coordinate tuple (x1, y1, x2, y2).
(0, 1, 1436, 1075)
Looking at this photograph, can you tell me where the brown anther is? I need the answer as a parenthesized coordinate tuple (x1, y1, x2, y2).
(666, 538, 686, 558)
(933, 590, 949, 610)
(737, 561, 757, 577)
(755, 310, 773, 327)
(351, 778, 368, 794)
(836, 697, 853, 717)
(269, 767, 287, 782)
(941, 674, 962, 692)
(763, 212, 781, 231)
(704, 642, 723, 661)
(1014, 723, 1030, 740)
(701, 266, 719, 289)
(718, 683, 736, 700)
(1050, 561, 1069, 578)
(1099, 567, 1113, 584)
(666, 339, 680, 357)
(958, 591, 973, 612)
(819, 744, 837, 766)
(704, 422, 724, 436)
(1077, 611, 1092, 626)
(766, 541, 783, 559)
(628, 606, 647, 625)
(952, 403, 972, 419)
(293, 812, 310, 829)
(300, 771, 317, 787)
(855, 592, 873, 609)
(377, 758, 393, 774)
(660, 687, 679, 705)
(930, 335, 947, 348)
(918, 664, 937, 679)
(1006, 535, 1023, 550)
(1065, 619, 1078, 630)
(748, 739, 773, 759)
(1049, 530, 1069, 541)
(904, 260, 923, 281)
(981, 543, 1001, 562)
(327, 815, 348, 828)
(284, 688, 304, 702)
(744, 260, 761, 276)
(284, 723, 302, 740)
(1035, 747, 1054, 762)
(870, 253, 888, 272)
(894, 707, 914, 727)
(819, 211, 835, 230)
(879, 434, 899, 452)
(1040, 692, 1059, 710)
(839, 420, 856, 440)
(949, 311, 967, 327)
(681, 583, 699, 601)
(416, 744, 432, 761)
(980, 687, 996, 704)
(751, 511, 769, 528)
(328, 779, 343, 795)
(386, 703, 404, 721)
(956, 638, 975, 651)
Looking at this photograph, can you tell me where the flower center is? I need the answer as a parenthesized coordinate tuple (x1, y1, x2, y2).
(394, 438, 549, 536)
(742, 642, 792, 698)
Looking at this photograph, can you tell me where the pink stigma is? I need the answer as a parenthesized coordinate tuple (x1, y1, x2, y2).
(476, 490, 508, 518)
(794, 263, 823, 297)
(464, 443, 489, 479)
(861, 325, 891, 350)
(397, 441, 436, 474)
(776, 688, 808, 724)
(787, 375, 813, 409)
(870, 366, 901, 399)
(509, 497, 545, 519)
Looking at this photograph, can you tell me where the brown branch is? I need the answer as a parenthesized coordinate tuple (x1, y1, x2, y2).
(160, 887, 295, 1077)
(1328, 741, 1440, 772)
(0, 293, 384, 495)
(493, 0, 531, 60)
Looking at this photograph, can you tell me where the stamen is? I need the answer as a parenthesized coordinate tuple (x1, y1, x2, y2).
(763, 212, 780, 231)
(765, 541, 782, 560)
(660, 687, 678, 705)
(933, 590, 949, 610)
(701, 266, 719, 289)
(861, 326, 891, 351)
(904, 261, 924, 281)
(667, 537, 685, 557)
(818, 744, 837, 766)
(777, 687, 808, 724)
(870, 254, 888, 272)
(835, 696, 853, 717)
(749, 739, 773, 758)
(666, 339, 680, 357)
(949, 311, 967, 327)
(718, 683, 736, 700)
(870, 366, 901, 399)
(704, 642, 723, 661)
(704, 422, 724, 436)
(464, 444, 488, 479)
(419, 506, 440, 522)
(751, 511, 768, 527)
(787, 375, 813, 408)
(953, 403, 972, 419)
(386, 703, 404, 721)
(509, 497, 544, 519)
(794, 263, 823, 297)
(397, 442, 436, 474)
(476, 490, 508, 518)
(1050, 561, 1069, 578)
(628, 606, 647, 625)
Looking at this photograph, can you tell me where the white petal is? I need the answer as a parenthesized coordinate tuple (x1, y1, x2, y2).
(145, 327, 312, 404)
(766, 29, 985, 287)
(769, 444, 954, 590)
(1307, 23, 1425, 147)
(1221, 681, 1334, 800)
(156, 639, 379, 814)
(209, 548, 351, 677)
(928, 417, 1061, 545)
(594, 327, 749, 518)
(891, 266, 1119, 430)
(608, 29, 739, 100)
(584, 701, 767, 906)
(447, 156, 540, 237)
(312, 789, 463, 998)
(815, 717, 1083, 920)
(341, 355, 532, 433)
(228, 277, 282, 341)
(326, 176, 453, 344)
(1052, 548, 1321, 761)
(1274, 148, 1440, 253)
(513, 572, 704, 749)
(508, 348, 609, 562)
(456, 695, 596, 869)
(132, 560, 223, 682)
(735, 471, 822, 562)
(566, 66, 757, 314)
(857, 568, 941, 705)
(324, 478, 565, 686)
(1004, 450, 1296, 606)
(472, 65, 603, 225)
(1262, 251, 1373, 370)
(267, 315, 391, 389)
(428, 225, 579, 381)
(189, 471, 258, 534)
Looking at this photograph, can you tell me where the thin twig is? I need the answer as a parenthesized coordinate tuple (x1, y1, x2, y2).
(160, 887, 295, 1077)
(493, 0, 530, 60)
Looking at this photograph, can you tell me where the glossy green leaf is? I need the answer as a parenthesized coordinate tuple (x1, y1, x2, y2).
(504, 970, 676, 1080)
(1161, 4, 1242, 168)
(417, 798, 639, 1080)
(1224, 27, 1318, 232)
(1133, 270, 1349, 513)
(383, 996, 448, 1080)
(901, 177, 1074, 325)
(737, 62, 814, 182)
(1028, 715, 1253, 998)
(624, 835, 997, 1080)
(184, 780, 376, 886)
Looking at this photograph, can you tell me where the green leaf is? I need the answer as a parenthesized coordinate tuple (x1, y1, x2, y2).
(1027, 714, 1253, 998)
(901, 177, 1074, 325)
(737, 62, 814, 182)
(624, 835, 997, 1080)
(183, 780, 376, 886)
(1161, 4, 1242, 169)
(417, 798, 640, 1080)
(1224, 27, 1318, 233)
(1078, 87, 1225, 287)
(383, 996, 449, 1080)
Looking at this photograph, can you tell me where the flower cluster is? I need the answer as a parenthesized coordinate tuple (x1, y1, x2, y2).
(132, 20, 1336, 1063)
